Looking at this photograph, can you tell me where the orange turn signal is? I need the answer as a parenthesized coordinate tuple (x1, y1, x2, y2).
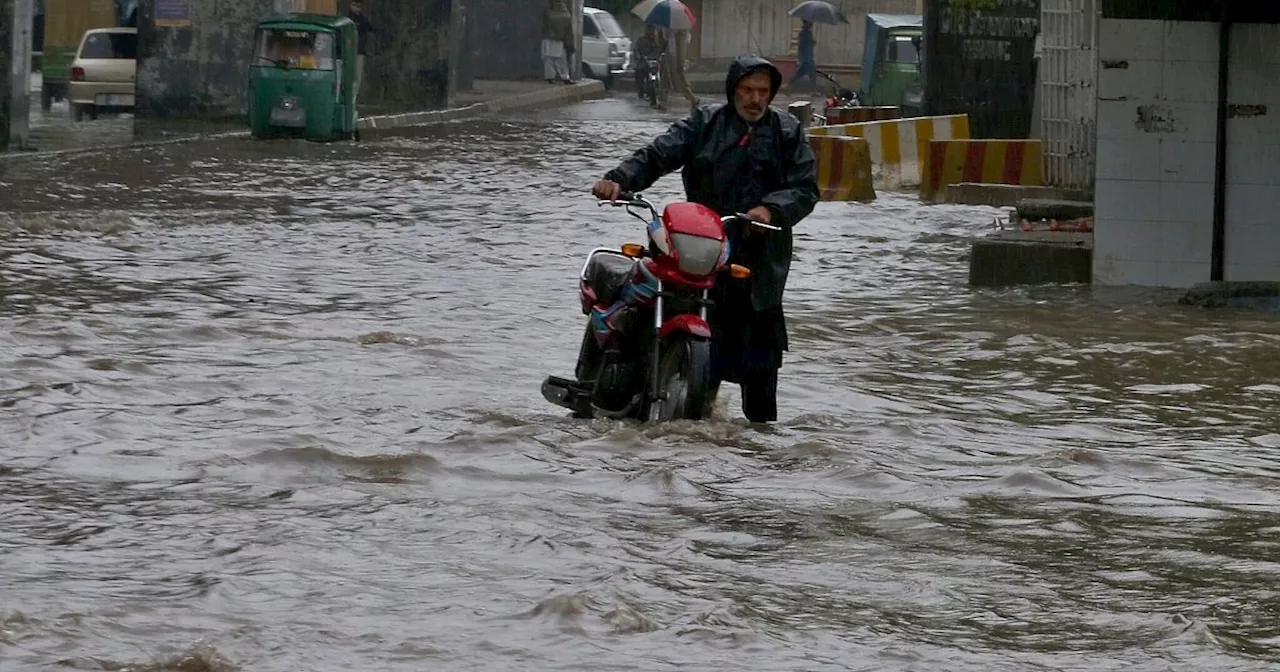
(621, 243, 645, 258)
(729, 264, 751, 279)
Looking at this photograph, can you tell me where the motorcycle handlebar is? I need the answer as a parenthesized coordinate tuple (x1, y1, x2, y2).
(595, 192, 780, 231)
(724, 213, 782, 231)
(596, 191, 649, 208)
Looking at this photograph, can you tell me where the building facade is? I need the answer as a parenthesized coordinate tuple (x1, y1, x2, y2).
(694, 0, 920, 65)
(1092, 1, 1280, 286)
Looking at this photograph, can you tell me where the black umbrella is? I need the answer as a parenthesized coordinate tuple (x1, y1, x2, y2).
(788, 0, 849, 25)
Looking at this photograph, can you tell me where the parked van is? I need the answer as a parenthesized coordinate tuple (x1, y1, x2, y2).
(581, 7, 630, 89)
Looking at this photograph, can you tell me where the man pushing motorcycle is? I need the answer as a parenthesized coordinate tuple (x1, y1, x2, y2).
(591, 55, 820, 423)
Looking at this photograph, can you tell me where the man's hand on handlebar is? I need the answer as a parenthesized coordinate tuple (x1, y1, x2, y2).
(744, 206, 775, 235)
(745, 206, 772, 225)
(593, 179, 622, 203)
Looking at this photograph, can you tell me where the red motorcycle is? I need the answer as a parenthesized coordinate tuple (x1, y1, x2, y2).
(541, 193, 777, 422)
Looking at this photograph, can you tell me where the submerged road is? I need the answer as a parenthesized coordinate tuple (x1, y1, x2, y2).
(2, 94, 1280, 671)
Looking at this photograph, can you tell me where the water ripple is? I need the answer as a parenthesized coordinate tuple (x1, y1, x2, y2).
(2, 97, 1279, 671)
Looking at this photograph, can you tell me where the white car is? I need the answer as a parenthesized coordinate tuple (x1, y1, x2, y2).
(67, 27, 136, 122)
(581, 7, 630, 89)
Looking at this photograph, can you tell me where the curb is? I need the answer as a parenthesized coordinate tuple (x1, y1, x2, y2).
(0, 129, 250, 163)
(0, 80, 608, 163)
(359, 79, 606, 133)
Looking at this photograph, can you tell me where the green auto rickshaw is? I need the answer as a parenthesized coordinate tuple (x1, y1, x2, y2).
(860, 13, 924, 116)
(248, 13, 360, 141)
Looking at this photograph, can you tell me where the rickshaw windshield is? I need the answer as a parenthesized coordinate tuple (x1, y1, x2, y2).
(886, 33, 920, 64)
(256, 28, 337, 70)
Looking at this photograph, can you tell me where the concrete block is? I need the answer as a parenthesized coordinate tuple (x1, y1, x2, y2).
(809, 135, 875, 202)
(1179, 281, 1280, 311)
(824, 106, 899, 125)
(969, 230, 1093, 287)
(945, 183, 1093, 208)
(787, 101, 812, 129)
(1015, 199, 1094, 222)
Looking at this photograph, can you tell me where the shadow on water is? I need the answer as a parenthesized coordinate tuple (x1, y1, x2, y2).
(2, 96, 1280, 671)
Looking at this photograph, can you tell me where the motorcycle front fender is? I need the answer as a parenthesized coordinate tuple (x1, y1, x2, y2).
(657, 314, 711, 340)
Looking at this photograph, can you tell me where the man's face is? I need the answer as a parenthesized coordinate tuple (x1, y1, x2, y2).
(350, 1, 362, 13)
(734, 71, 772, 123)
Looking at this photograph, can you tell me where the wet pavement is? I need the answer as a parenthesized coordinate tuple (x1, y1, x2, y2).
(3, 94, 1280, 671)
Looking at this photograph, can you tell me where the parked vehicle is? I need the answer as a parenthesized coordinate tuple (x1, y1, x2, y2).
(247, 13, 360, 142)
(815, 69, 859, 122)
(66, 27, 136, 122)
(860, 13, 924, 115)
(642, 57, 663, 108)
(41, 0, 119, 111)
(581, 7, 631, 89)
(541, 193, 777, 422)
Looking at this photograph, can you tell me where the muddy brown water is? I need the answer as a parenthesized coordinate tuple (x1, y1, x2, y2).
(2, 97, 1280, 671)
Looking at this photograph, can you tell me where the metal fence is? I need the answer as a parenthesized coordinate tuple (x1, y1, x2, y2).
(1040, 0, 1096, 191)
(923, 0, 1040, 139)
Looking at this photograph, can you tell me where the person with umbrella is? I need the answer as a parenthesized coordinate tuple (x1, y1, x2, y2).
(784, 1, 848, 92)
(663, 27, 699, 110)
(787, 20, 817, 91)
(633, 0, 699, 110)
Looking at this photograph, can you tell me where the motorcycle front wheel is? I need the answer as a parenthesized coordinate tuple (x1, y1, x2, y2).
(646, 335, 712, 422)
(649, 76, 663, 109)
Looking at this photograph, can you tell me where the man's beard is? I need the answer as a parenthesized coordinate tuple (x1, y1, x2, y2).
(736, 103, 767, 123)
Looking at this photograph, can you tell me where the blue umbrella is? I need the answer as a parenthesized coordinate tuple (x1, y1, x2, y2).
(788, 1, 850, 25)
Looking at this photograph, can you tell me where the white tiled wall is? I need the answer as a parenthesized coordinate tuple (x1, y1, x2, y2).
(1092, 19, 1219, 287)
(1224, 23, 1280, 282)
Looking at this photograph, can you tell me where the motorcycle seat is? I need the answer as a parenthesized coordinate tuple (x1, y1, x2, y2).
(585, 252, 636, 307)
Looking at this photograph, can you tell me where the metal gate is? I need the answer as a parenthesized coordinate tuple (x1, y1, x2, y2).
(1040, 0, 1097, 191)
(923, 0, 1040, 139)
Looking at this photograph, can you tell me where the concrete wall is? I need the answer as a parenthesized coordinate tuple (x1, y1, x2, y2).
(135, 0, 455, 122)
(0, 0, 11, 150)
(461, 0, 544, 83)
(135, 0, 273, 120)
(460, 0, 582, 85)
(1092, 19, 1218, 287)
(1092, 18, 1280, 287)
(1223, 23, 1280, 282)
(359, 0, 454, 112)
(699, 0, 917, 65)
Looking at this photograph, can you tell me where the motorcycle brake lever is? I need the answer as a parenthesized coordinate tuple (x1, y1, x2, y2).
(728, 213, 782, 231)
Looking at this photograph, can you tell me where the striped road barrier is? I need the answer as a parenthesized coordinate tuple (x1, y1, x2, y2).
(809, 135, 876, 202)
(807, 114, 970, 188)
(919, 139, 1044, 202)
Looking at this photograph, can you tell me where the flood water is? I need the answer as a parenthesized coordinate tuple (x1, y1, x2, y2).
(3, 96, 1280, 671)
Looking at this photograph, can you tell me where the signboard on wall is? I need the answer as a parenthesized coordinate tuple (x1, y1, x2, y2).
(155, 0, 192, 27)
